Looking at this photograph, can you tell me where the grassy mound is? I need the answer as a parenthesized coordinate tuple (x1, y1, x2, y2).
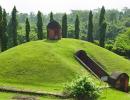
(0, 38, 129, 92)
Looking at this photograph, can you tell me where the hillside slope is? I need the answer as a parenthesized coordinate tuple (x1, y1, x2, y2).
(0, 38, 129, 91)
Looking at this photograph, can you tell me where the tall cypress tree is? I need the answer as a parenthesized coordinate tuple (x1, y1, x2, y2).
(75, 15, 80, 39)
(62, 13, 67, 38)
(0, 6, 2, 21)
(99, 6, 106, 47)
(25, 18, 30, 42)
(37, 11, 43, 40)
(7, 19, 13, 48)
(99, 22, 107, 47)
(50, 12, 54, 22)
(0, 6, 2, 51)
(11, 6, 18, 46)
(99, 6, 105, 26)
(87, 10, 93, 42)
(1, 9, 8, 51)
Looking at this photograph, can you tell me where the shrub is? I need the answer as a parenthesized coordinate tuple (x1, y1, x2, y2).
(113, 29, 130, 57)
(105, 44, 113, 51)
(105, 40, 114, 51)
(64, 76, 100, 100)
(112, 47, 126, 56)
(93, 40, 99, 46)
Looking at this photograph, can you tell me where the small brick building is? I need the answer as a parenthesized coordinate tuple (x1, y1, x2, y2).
(47, 20, 62, 40)
(108, 72, 129, 92)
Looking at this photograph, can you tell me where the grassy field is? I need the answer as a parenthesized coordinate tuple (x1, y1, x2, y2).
(0, 38, 129, 98)
(0, 88, 129, 100)
(99, 88, 130, 100)
(0, 92, 67, 100)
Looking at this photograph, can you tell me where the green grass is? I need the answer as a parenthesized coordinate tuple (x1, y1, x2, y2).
(99, 88, 130, 100)
(0, 92, 14, 100)
(0, 89, 129, 100)
(0, 92, 66, 100)
(0, 38, 129, 93)
(0, 39, 90, 92)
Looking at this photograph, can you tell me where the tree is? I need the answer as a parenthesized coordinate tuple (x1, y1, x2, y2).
(7, 19, 13, 48)
(99, 22, 107, 47)
(99, 6, 105, 26)
(37, 11, 43, 40)
(75, 15, 80, 39)
(50, 12, 54, 22)
(99, 6, 106, 47)
(25, 18, 30, 42)
(0, 6, 2, 49)
(87, 10, 93, 42)
(62, 13, 67, 38)
(1, 9, 8, 51)
(10, 6, 18, 46)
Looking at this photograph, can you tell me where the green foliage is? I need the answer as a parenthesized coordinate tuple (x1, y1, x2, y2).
(0, 6, 3, 51)
(10, 6, 18, 46)
(0, 7, 8, 52)
(0, 6, 2, 21)
(3, 8, 130, 45)
(64, 76, 100, 100)
(113, 29, 130, 57)
(2, 9, 7, 35)
(67, 24, 75, 38)
(106, 24, 126, 39)
(99, 22, 107, 47)
(105, 44, 113, 51)
(37, 11, 44, 40)
(87, 10, 93, 42)
(18, 13, 28, 23)
(93, 40, 99, 46)
(25, 18, 30, 42)
(105, 40, 114, 51)
(62, 13, 67, 38)
(0, 6, 2, 31)
(75, 15, 80, 39)
(0, 7, 2, 44)
(1, 9, 8, 51)
(99, 6, 107, 47)
(7, 20, 12, 48)
(4, 8, 130, 43)
(99, 6, 105, 26)
(50, 12, 54, 22)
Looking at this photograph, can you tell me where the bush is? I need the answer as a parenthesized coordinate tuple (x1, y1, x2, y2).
(64, 76, 100, 100)
(113, 29, 130, 57)
(112, 29, 130, 57)
(93, 40, 99, 46)
(112, 47, 126, 56)
(105, 44, 113, 51)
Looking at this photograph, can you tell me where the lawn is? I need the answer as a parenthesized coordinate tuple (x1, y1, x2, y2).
(0, 88, 129, 100)
(0, 92, 66, 100)
(99, 88, 130, 100)
(0, 38, 129, 98)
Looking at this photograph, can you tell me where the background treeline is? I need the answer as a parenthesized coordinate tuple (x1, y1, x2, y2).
(6, 7, 130, 39)
(1, 6, 130, 58)
(12, 8, 130, 40)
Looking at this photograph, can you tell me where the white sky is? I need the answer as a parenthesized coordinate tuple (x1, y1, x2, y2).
(1, 0, 130, 14)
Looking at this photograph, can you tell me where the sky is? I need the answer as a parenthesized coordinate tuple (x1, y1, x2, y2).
(1, 0, 130, 14)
